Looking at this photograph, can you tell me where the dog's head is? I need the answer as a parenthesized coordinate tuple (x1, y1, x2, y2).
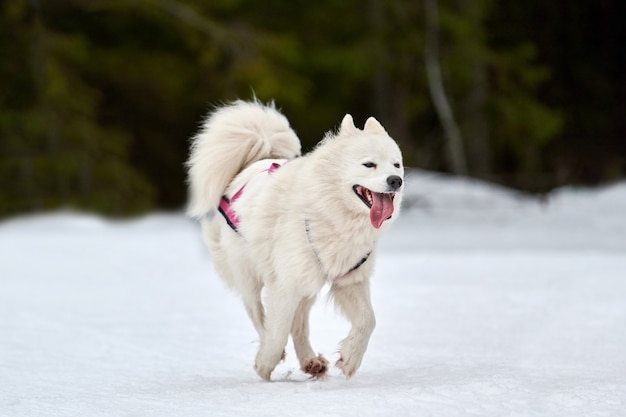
(332, 114, 404, 229)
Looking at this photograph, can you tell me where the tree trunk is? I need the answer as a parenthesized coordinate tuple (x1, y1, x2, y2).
(459, 0, 492, 177)
(423, 0, 468, 176)
(369, 0, 388, 122)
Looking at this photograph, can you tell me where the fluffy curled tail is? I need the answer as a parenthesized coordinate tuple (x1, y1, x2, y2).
(186, 100, 301, 218)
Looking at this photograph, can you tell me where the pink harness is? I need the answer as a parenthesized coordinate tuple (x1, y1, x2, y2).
(218, 162, 281, 232)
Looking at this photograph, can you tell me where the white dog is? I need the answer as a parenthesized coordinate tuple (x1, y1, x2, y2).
(186, 100, 403, 381)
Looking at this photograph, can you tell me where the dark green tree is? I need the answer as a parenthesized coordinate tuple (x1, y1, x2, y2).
(0, 0, 155, 216)
(2, 0, 622, 218)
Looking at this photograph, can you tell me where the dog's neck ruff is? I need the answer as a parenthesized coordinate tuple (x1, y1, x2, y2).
(218, 162, 281, 233)
(304, 218, 371, 279)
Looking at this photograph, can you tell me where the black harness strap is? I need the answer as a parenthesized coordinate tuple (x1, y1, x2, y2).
(348, 251, 371, 273)
(217, 196, 240, 234)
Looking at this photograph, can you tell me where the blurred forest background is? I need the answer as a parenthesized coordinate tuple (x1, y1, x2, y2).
(1, 0, 624, 218)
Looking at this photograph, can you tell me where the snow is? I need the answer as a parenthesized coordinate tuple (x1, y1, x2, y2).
(1, 171, 625, 416)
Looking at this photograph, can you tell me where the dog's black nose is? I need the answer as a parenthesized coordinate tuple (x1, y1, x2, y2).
(387, 175, 403, 191)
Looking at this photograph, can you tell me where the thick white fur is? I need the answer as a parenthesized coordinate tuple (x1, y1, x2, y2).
(186, 100, 301, 218)
(187, 101, 404, 381)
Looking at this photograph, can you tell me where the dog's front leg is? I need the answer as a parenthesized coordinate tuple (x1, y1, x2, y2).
(254, 285, 300, 381)
(291, 296, 328, 378)
(330, 280, 376, 378)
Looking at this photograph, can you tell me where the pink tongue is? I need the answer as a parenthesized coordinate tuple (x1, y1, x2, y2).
(370, 192, 394, 229)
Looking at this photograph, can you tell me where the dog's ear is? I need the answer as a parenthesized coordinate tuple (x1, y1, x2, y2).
(364, 117, 388, 136)
(340, 114, 358, 134)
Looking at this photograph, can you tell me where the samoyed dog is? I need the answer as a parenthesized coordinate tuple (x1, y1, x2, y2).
(186, 100, 403, 381)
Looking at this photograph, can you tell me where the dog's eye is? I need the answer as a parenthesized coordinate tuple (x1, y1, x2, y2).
(394, 163, 401, 168)
(363, 162, 377, 168)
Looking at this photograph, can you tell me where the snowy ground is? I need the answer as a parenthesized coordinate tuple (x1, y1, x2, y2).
(1, 170, 625, 416)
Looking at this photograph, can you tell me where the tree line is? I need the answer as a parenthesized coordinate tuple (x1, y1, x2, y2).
(1, 0, 624, 218)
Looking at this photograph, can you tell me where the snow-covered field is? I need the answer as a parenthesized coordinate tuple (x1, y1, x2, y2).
(2, 171, 625, 416)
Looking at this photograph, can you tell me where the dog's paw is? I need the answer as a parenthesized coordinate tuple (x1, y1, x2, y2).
(254, 362, 273, 381)
(302, 355, 328, 379)
(335, 354, 363, 379)
(255, 345, 285, 381)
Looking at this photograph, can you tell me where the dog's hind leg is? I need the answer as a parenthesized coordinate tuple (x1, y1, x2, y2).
(291, 296, 328, 378)
(330, 280, 376, 379)
(254, 285, 300, 381)
(241, 280, 265, 339)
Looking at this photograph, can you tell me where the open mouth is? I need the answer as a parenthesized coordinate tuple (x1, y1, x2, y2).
(353, 185, 396, 229)
(352, 185, 394, 208)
